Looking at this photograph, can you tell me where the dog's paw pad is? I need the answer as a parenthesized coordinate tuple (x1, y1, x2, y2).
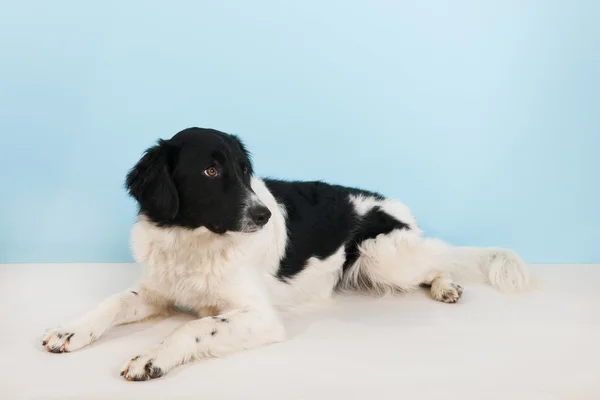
(42, 328, 93, 353)
(432, 282, 463, 303)
(121, 355, 165, 381)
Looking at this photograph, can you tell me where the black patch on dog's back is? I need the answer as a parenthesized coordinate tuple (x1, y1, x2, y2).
(265, 179, 407, 282)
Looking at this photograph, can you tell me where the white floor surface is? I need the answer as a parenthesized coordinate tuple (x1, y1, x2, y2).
(0, 263, 598, 399)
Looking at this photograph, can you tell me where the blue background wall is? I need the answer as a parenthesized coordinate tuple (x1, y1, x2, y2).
(1, 1, 598, 263)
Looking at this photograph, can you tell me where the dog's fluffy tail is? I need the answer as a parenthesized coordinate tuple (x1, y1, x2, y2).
(447, 246, 530, 292)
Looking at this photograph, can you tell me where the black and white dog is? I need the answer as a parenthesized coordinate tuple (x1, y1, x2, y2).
(42, 127, 529, 380)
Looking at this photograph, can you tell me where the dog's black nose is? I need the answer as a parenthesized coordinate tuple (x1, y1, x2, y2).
(248, 205, 271, 226)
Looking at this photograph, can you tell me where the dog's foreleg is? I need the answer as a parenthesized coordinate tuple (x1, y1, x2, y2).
(42, 286, 170, 353)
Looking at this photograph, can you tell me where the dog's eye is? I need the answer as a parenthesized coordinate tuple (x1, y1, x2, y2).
(243, 166, 249, 175)
(204, 167, 219, 178)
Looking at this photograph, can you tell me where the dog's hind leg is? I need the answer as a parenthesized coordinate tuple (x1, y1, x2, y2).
(339, 229, 529, 301)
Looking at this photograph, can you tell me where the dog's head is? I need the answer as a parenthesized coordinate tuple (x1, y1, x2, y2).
(125, 127, 271, 234)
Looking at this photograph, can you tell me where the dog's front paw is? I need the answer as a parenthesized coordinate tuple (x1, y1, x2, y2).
(42, 327, 95, 353)
(121, 353, 165, 381)
(431, 281, 463, 303)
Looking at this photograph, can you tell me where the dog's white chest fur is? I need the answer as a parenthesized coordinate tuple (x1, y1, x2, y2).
(131, 217, 239, 309)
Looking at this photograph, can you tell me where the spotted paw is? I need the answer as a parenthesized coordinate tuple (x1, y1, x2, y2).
(431, 281, 463, 303)
(121, 354, 165, 381)
(42, 327, 95, 353)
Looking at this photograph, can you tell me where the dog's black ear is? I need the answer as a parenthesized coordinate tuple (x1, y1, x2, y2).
(230, 134, 254, 175)
(125, 140, 179, 221)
